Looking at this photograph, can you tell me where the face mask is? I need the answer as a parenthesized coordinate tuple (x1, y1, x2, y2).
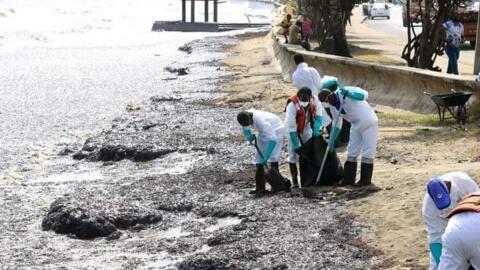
(299, 101, 309, 107)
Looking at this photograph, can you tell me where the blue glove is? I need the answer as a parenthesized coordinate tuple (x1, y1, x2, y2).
(340, 86, 366, 101)
(289, 132, 300, 152)
(312, 116, 323, 137)
(242, 127, 255, 142)
(429, 242, 443, 265)
(327, 127, 341, 153)
(261, 140, 277, 164)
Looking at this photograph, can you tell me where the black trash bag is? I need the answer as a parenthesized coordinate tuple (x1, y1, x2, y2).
(297, 137, 343, 186)
(265, 167, 291, 192)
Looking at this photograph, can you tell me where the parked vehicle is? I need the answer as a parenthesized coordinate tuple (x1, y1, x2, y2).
(369, 3, 391, 19)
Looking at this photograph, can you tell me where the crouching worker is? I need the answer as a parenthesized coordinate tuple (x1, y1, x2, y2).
(439, 191, 480, 270)
(237, 109, 288, 195)
(319, 86, 378, 186)
(285, 87, 325, 187)
(422, 172, 479, 270)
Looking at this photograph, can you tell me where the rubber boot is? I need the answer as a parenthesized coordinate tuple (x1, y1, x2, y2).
(289, 163, 299, 188)
(249, 164, 266, 195)
(271, 162, 291, 192)
(355, 163, 373, 186)
(338, 161, 357, 185)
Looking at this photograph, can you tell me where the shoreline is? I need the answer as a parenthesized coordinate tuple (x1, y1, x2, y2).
(1, 33, 375, 269)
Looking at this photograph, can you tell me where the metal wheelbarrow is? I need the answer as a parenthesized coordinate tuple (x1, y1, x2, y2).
(424, 90, 472, 125)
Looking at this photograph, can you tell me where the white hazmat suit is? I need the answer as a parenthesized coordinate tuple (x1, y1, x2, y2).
(439, 211, 480, 270)
(422, 172, 479, 270)
(247, 109, 286, 164)
(292, 62, 323, 97)
(329, 88, 378, 162)
(285, 96, 330, 163)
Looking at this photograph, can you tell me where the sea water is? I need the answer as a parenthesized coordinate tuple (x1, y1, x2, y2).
(0, 0, 275, 171)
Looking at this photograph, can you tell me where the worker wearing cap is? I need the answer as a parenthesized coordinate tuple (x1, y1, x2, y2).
(439, 192, 480, 270)
(318, 86, 378, 186)
(422, 172, 479, 270)
(237, 109, 287, 195)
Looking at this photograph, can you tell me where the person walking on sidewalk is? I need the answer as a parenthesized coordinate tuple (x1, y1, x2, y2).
(442, 14, 464, 75)
(280, 14, 292, 44)
(237, 109, 287, 196)
(422, 172, 479, 270)
(285, 87, 326, 188)
(292, 54, 323, 97)
(319, 86, 378, 186)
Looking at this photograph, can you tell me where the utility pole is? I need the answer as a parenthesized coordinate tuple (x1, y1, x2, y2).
(474, 5, 480, 75)
(182, 0, 186, 22)
(191, 0, 195, 23)
(205, 0, 209, 22)
(213, 0, 218, 22)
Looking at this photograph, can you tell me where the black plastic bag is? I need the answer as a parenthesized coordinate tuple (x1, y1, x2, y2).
(297, 136, 343, 186)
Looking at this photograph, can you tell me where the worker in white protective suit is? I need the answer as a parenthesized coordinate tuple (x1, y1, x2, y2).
(439, 191, 480, 270)
(292, 54, 323, 97)
(422, 172, 479, 270)
(285, 87, 330, 187)
(237, 109, 287, 195)
(318, 86, 378, 186)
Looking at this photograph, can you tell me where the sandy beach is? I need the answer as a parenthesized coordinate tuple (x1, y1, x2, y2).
(220, 31, 480, 269)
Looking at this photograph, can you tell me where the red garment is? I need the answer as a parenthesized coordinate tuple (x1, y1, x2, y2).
(290, 95, 316, 133)
(302, 18, 313, 36)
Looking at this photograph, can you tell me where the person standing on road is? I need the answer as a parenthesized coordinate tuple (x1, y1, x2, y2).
(439, 192, 480, 270)
(319, 86, 378, 186)
(285, 87, 326, 188)
(422, 172, 479, 270)
(281, 14, 292, 44)
(237, 109, 287, 196)
(292, 54, 323, 97)
(443, 14, 464, 75)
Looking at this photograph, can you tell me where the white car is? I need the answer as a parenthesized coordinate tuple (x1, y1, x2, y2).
(369, 3, 391, 19)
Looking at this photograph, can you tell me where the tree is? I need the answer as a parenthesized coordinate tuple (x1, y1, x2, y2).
(301, 0, 356, 57)
(401, 0, 467, 70)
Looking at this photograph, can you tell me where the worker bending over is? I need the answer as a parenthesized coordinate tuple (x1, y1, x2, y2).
(319, 86, 378, 186)
(237, 109, 287, 195)
(285, 87, 328, 187)
(422, 172, 479, 270)
(439, 191, 480, 270)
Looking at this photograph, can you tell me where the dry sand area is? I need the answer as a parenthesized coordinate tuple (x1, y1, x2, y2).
(217, 32, 480, 269)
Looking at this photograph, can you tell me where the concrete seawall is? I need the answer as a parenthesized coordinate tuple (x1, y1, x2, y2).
(271, 33, 480, 114)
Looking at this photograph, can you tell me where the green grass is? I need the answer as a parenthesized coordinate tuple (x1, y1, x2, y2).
(377, 111, 454, 127)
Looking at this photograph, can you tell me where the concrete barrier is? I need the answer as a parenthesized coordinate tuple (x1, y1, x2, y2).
(272, 33, 480, 114)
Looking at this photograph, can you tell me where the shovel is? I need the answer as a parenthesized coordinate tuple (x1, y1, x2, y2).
(314, 93, 347, 186)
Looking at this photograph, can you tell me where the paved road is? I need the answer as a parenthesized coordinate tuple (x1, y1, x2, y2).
(349, 4, 477, 76)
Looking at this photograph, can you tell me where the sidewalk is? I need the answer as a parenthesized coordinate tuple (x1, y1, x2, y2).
(347, 5, 477, 80)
